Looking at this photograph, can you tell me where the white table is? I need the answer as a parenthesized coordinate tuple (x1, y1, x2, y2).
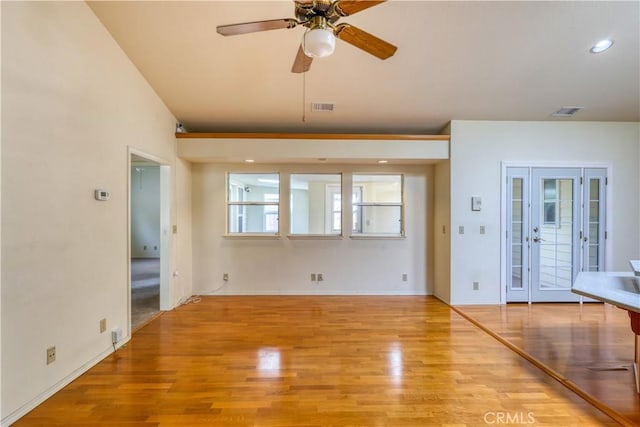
(573, 268, 640, 393)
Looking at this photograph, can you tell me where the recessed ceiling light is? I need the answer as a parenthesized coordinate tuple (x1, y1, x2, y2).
(245, 159, 255, 163)
(378, 160, 388, 164)
(590, 39, 614, 54)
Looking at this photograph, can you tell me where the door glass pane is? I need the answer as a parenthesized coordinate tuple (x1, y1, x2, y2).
(543, 179, 557, 225)
(539, 178, 573, 291)
(512, 201, 522, 218)
(559, 200, 573, 227)
(512, 245, 522, 266)
(589, 245, 599, 271)
(512, 267, 523, 289)
(556, 261, 573, 288)
(587, 178, 601, 272)
(590, 179, 599, 199)
(539, 263, 556, 289)
(512, 222, 522, 244)
(589, 201, 599, 221)
(589, 223, 599, 244)
(512, 179, 522, 199)
(510, 178, 524, 290)
(512, 243, 523, 289)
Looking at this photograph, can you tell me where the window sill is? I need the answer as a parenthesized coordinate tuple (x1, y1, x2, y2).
(350, 234, 406, 240)
(223, 234, 281, 239)
(287, 234, 344, 240)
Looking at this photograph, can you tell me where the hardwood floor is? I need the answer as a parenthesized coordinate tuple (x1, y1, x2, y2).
(131, 258, 160, 331)
(456, 302, 640, 425)
(15, 297, 624, 426)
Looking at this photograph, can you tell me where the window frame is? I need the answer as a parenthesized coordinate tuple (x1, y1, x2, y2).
(226, 172, 280, 236)
(351, 173, 405, 238)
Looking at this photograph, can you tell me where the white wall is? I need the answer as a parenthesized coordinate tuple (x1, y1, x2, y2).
(174, 158, 193, 305)
(130, 166, 160, 258)
(192, 163, 433, 296)
(449, 120, 640, 305)
(0, 3, 3, 417)
(1, 2, 192, 423)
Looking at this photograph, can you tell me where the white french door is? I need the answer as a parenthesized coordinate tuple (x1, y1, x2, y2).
(506, 167, 606, 303)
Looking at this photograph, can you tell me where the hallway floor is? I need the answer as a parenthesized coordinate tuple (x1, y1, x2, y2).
(131, 257, 160, 331)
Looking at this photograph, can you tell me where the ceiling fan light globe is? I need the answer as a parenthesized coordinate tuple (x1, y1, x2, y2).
(303, 28, 336, 58)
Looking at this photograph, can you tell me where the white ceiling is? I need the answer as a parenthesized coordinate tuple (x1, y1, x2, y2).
(88, 1, 639, 134)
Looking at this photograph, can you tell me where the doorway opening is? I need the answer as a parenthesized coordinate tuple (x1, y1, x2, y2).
(129, 150, 171, 332)
(504, 166, 607, 303)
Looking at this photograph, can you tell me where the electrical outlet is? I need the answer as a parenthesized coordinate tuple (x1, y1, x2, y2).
(99, 318, 107, 333)
(402, 273, 408, 282)
(317, 273, 323, 282)
(311, 273, 316, 282)
(111, 327, 123, 345)
(459, 226, 464, 235)
(480, 225, 486, 234)
(223, 273, 229, 281)
(46, 346, 56, 365)
(473, 281, 479, 291)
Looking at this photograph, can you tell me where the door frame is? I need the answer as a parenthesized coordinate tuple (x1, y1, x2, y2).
(500, 161, 611, 304)
(127, 147, 172, 335)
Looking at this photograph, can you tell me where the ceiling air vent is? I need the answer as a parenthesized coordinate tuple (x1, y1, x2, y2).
(311, 102, 335, 112)
(552, 106, 583, 117)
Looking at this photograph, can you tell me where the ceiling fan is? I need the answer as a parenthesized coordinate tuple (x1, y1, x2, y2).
(216, 0, 397, 73)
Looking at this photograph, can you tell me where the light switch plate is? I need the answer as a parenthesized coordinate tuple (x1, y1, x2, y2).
(471, 196, 482, 211)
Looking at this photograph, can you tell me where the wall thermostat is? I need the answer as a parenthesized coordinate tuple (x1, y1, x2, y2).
(94, 189, 110, 201)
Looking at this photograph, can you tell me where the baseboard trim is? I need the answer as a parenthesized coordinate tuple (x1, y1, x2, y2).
(1, 338, 130, 426)
(196, 290, 434, 296)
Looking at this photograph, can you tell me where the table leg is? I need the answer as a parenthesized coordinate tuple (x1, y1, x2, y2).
(627, 311, 640, 393)
(635, 334, 640, 394)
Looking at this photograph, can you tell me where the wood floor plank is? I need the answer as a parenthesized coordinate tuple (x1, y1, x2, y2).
(457, 302, 640, 425)
(14, 296, 623, 426)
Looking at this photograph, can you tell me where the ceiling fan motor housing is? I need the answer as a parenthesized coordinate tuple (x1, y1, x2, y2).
(295, 0, 343, 26)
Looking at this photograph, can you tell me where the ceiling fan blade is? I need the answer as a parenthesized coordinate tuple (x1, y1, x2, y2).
(292, 45, 313, 73)
(334, 0, 386, 17)
(334, 24, 397, 60)
(217, 18, 298, 36)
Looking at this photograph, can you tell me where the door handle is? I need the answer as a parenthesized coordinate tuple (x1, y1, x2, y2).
(533, 236, 546, 243)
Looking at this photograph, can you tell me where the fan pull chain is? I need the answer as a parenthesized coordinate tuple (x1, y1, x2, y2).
(301, 71, 306, 123)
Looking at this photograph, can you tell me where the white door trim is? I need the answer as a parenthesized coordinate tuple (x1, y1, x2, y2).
(127, 147, 172, 336)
